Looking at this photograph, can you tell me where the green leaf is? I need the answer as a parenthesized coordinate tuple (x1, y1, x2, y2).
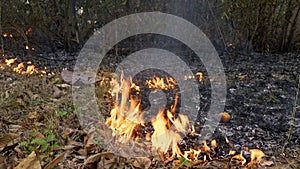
(46, 133, 56, 142)
(19, 141, 28, 147)
(41, 143, 49, 152)
(31, 138, 47, 146)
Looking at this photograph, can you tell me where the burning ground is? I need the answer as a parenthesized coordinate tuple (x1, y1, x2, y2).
(0, 52, 299, 169)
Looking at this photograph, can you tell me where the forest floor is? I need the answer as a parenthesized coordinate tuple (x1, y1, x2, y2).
(0, 52, 299, 169)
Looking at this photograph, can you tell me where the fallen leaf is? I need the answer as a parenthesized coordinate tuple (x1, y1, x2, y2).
(44, 151, 67, 169)
(84, 153, 103, 165)
(27, 111, 44, 121)
(14, 151, 41, 169)
(133, 157, 151, 169)
(53, 86, 62, 98)
(61, 70, 101, 85)
(260, 159, 274, 167)
(0, 133, 20, 148)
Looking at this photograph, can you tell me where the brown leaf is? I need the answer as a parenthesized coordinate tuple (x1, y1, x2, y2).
(259, 159, 274, 167)
(0, 133, 20, 148)
(84, 153, 103, 165)
(61, 70, 101, 85)
(44, 151, 67, 169)
(52, 86, 62, 98)
(14, 151, 41, 169)
(97, 152, 117, 169)
(27, 112, 44, 121)
(133, 157, 151, 169)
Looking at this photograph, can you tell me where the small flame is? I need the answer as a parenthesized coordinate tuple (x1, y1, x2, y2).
(5, 58, 17, 66)
(211, 139, 217, 148)
(247, 149, 265, 167)
(146, 76, 176, 90)
(25, 28, 32, 35)
(2, 57, 46, 75)
(232, 151, 247, 166)
(196, 72, 203, 82)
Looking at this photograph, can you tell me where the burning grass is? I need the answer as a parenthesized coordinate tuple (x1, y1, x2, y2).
(0, 57, 285, 168)
(102, 72, 267, 168)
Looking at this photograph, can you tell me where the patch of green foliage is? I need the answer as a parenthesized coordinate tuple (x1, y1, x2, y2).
(19, 124, 61, 155)
(177, 157, 191, 168)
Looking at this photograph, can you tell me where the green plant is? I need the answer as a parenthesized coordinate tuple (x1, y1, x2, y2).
(55, 110, 68, 118)
(19, 124, 61, 155)
(177, 157, 191, 168)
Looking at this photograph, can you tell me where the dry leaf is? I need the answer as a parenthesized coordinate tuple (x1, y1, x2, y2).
(14, 151, 41, 169)
(44, 151, 67, 169)
(0, 133, 20, 148)
(259, 159, 274, 167)
(133, 157, 151, 169)
(61, 70, 101, 85)
(61, 70, 74, 84)
(97, 152, 117, 169)
(53, 86, 62, 98)
(55, 84, 70, 88)
(27, 111, 44, 121)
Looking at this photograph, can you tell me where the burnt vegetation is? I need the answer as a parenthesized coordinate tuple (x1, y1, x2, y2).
(0, 0, 299, 169)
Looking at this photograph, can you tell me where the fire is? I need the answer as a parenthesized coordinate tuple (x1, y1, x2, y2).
(248, 149, 265, 167)
(1, 57, 47, 75)
(107, 74, 189, 157)
(5, 58, 17, 66)
(145, 76, 176, 90)
(106, 76, 144, 143)
(105, 73, 265, 167)
(184, 72, 203, 83)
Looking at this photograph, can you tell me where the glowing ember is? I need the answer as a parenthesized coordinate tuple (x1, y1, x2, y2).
(196, 72, 204, 82)
(5, 58, 17, 66)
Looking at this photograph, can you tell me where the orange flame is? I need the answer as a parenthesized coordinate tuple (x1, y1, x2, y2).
(106, 73, 265, 166)
(247, 149, 265, 167)
(2, 57, 46, 75)
(5, 58, 17, 66)
(146, 76, 176, 90)
(107, 74, 189, 158)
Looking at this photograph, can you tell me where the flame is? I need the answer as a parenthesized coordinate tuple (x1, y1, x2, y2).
(183, 72, 203, 83)
(25, 28, 32, 35)
(247, 149, 265, 167)
(145, 76, 176, 90)
(107, 74, 189, 158)
(1, 57, 47, 75)
(106, 76, 144, 143)
(105, 73, 265, 166)
(211, 139, 217, 148)
(232, 151, 247, 166)
(5, 58, 17, 66)
(196, 72, 203, 82)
